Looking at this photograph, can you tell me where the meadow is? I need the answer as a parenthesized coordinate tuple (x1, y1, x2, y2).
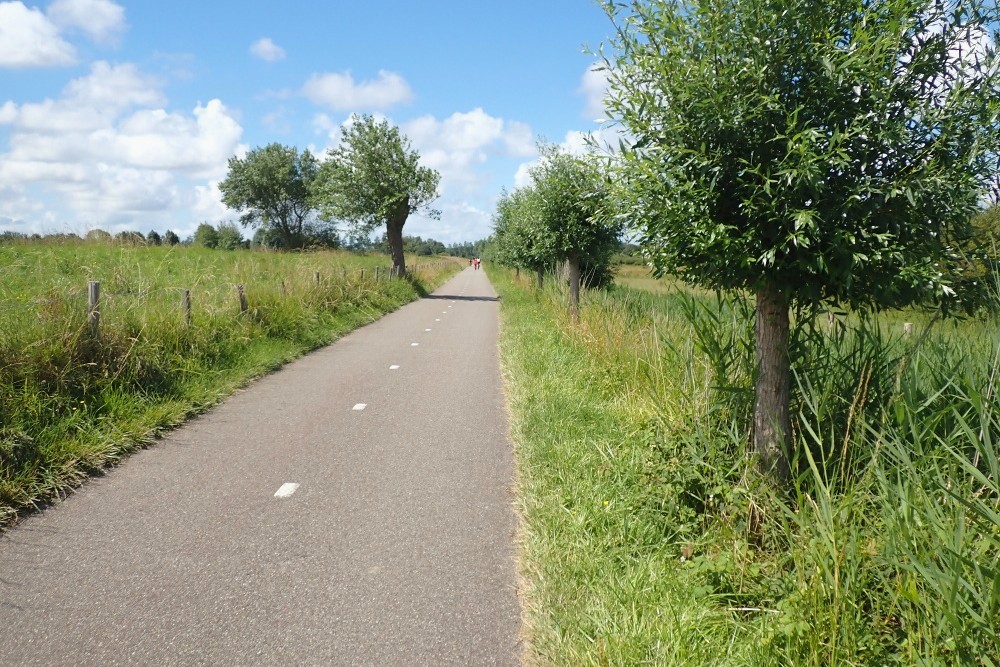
(0, 240, 459, 525)
(494, 264, 999, 666)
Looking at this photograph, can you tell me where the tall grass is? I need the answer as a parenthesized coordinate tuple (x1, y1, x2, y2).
(0, 243, 459, 525)
(494, 265, 999, 665)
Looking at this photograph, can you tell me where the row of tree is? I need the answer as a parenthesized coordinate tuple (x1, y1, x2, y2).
(490, 143, 622, 317)
(218, 115, 439, 274)
(1, 224, 476, 259)
(491, 0, 1000, 483)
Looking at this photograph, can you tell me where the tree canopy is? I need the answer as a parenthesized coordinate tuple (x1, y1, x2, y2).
(311, 115, 440, 274)
(492, 144, 620, 308)
(603, 0, 1000, 479)
(219, 143, 321, 250)
(192, 223, 219, 248)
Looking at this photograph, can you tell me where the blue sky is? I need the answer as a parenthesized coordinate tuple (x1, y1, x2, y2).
(0, 0, 614, 243)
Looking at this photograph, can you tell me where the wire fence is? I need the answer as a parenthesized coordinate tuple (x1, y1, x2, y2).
(0, 263, 424, 337)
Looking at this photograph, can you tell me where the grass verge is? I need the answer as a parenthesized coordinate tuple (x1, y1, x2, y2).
(494, 265, 999, 666)
(0, 243, 460, 527)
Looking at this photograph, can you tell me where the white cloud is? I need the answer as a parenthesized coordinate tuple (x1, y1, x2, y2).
(112, 100, 245, 178)
(580, 64, 609, 121)
(0, 1, 75, 68)
(0, 61, 244, 228)
(250, 37, 286, 62)
(0, 100, 18, 123)
(513, 161, 533, 189)
(405, 108, 503, 152)
(503, 120, 535, 157)
(511, 127, 622, 190)
(192, 180, 230, 222)
(1, 62, 164, 134)
(48, 0, 126, 44)
(402, 108, 538, 195)
(303, 70, 414, 111)
(65, 60, 164, 110)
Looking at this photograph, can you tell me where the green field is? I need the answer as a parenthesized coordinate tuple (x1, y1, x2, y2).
(0, 241, 460, 525)
(495, 266, 1000, 666)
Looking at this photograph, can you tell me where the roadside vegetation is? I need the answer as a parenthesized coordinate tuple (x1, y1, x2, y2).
(0, 240, 460, 526)
(487, 1, 998, 660)
(494, 265, 999, 665)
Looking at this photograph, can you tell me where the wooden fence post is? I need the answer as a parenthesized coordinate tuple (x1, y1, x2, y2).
(375, 266, 381, 281)
(87, 280, 100, 338)
(314, 271, 321, 286)
(182, 289, 192, 327)
(237, 284, 248, 314)
(360, 268, 365, 281)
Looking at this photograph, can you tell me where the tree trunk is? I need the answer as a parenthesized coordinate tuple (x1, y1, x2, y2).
(567, 255, 581, 322)
(276, 226, 294, 251)
(536, 267, 544, 289)
(386, 202, 408, 275)
(754, 282, 791, 482)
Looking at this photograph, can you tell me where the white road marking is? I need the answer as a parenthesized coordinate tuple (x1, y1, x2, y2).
(389, 365, 400, 370)
(411, 342, 419, 346)
(274, 483, 299, 498)
(353, 403, 367, 411)
(425, 328, 431, 332)
(435, 318, 440, 322)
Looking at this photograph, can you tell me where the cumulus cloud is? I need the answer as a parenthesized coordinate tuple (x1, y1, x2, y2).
(192, 180, 230, 222)
(513, 161, 533, 189)
(303, 70, 414, 111)
(48, 0, 126, 44)
(0, 60, 244, 227)
(250, 37, 286, 62)
(402, 108, 538, 194)
(1, 62, 163, 134)
(512, 127, 622, 190)
(0, 1, 75, 67)
(579, 64, 609, 121)
(503, 120, 535, 157)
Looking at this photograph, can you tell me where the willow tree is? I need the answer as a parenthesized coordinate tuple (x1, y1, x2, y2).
(603, 0, 1000, 480)
(312, 115, 440, 275)
(492, 185, 551, 288)
(219, 143, 319, 250)
(529, 144, 619, 317)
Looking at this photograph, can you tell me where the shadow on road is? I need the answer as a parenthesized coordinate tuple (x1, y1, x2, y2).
(424, 294, 499, 302)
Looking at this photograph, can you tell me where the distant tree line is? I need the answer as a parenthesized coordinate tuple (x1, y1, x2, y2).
(0, 222, 485, 259)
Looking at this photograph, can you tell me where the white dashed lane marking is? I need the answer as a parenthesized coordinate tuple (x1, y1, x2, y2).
(411, 342, 419, 347)
(389, 365, 400, 370)
(353, 403, 367, 411)
(274, 483, 299, 498)
(425, 328, 431, 332)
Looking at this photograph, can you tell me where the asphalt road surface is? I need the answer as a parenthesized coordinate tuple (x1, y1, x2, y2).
(0, 266, 521, 666)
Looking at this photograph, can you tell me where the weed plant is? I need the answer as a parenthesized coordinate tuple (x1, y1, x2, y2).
(0, 243, 458, 526)
(493, 265, 999, 666)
